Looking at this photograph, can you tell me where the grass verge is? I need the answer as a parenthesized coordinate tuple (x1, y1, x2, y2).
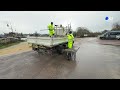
(0, 41, 25, 49)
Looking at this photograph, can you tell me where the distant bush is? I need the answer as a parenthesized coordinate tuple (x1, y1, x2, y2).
(74, 27, 101, 38)
(76, 27, 90, 37)
(112, 22, 120, 30)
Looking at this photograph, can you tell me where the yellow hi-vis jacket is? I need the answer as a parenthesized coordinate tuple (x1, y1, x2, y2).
(48, 24, 55, 36)
(67, 34, 74, 49)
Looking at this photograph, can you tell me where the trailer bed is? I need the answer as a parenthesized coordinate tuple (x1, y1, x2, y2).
(27, 36, 68, 48)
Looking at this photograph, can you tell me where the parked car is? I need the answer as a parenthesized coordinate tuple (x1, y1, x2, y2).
(99, 30, 120, 40)
(116, 35, 120, 40)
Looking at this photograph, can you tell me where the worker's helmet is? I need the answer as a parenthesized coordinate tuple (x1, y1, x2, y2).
(51, 22, 53, 25)
(69, 31, 72, 34)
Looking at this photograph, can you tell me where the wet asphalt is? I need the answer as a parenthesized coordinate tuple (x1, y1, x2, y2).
(0, 38, 120, 79)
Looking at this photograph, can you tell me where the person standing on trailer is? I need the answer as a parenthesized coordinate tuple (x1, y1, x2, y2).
(48, 22, 55, 37)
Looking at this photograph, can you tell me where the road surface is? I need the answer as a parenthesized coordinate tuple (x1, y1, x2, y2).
(0, 38, 120, 79)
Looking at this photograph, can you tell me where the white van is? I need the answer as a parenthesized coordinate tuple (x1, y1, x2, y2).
(100, 30, 120, 40)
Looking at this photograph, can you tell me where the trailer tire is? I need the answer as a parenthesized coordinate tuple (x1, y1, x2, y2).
(32, 47, 35, 51)
(56, 45, 64, 54)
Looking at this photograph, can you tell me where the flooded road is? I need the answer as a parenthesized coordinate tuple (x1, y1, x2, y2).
(0, 38, 120, 79)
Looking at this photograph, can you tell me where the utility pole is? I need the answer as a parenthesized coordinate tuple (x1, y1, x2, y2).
(7, 23, 14, 33)
(10, 23, 13, 33)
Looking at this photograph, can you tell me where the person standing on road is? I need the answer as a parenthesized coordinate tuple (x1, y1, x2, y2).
(66, 31, 74, 60)
(48, 22, 55, 37)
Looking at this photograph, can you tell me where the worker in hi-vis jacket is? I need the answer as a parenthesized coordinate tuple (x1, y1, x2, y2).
(48, 22, 55, 37)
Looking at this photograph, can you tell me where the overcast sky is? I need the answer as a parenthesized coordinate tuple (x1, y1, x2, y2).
(0, 11, 120, 34)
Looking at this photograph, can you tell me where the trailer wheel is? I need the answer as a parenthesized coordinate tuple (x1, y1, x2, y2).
(32, 47, 35, 51)
(56, 45, 63, 54)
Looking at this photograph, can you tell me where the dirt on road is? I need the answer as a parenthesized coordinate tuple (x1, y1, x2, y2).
(0, 42, 32, 56)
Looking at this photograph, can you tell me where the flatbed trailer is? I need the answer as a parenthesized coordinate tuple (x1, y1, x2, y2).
(27, 24, 78, 60)
(27, 36, 69, 55)
(27, 36, 68, 48)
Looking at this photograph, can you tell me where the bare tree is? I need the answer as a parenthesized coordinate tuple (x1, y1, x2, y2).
(76, 27, 90, 37)
(112, 22, 120, 30)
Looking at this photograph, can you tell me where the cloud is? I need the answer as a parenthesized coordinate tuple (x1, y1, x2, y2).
(0, 11, 120, 34)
